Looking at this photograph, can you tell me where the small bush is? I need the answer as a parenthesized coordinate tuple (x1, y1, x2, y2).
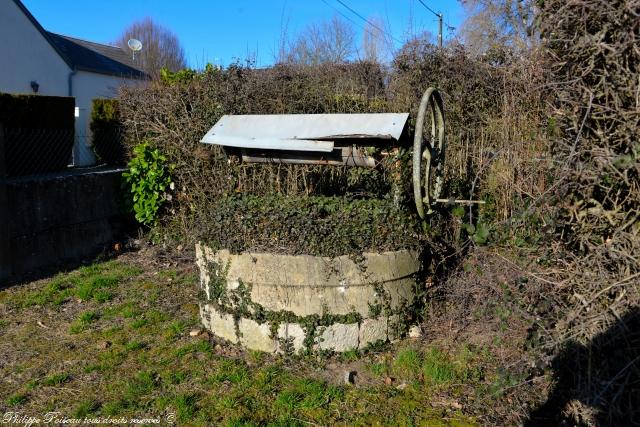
(0, 93, 74, 129)
(73, 399, 99, 418)
(69, 311, 98, 333)
(75, 276, 118, 302)
(393, 348, 422, 376)
(540, 0, 640, 341)
(421, 348, 456, 384)
(118, 52, 549, 255)
(174, 393, 198, 422)
(122, 142, 174, 226)
(91, 98, 126, 165)
(124, 371, 157, 402)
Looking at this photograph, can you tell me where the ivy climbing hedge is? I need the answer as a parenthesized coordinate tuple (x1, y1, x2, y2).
(194, 194, 425, 258)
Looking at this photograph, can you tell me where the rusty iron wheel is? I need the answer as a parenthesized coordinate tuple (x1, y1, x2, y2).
(412, 87, 445, 219)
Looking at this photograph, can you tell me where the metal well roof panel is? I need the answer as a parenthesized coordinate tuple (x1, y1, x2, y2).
(201, 113, 409, 152)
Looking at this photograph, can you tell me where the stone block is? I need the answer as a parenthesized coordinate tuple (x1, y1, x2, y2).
(202, 304, 237, 344)
(316, 323, 359, 352)
(359, 317, 388, 348)
(277, 323, 306, 354)
(238, 317, 276, 353)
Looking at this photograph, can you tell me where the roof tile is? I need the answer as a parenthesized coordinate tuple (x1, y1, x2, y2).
(46, 32, 148, 79)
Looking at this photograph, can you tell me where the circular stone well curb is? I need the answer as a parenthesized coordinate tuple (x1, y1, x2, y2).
(195, 244, 421, 353)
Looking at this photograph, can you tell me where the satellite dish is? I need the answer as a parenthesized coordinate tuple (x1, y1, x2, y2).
(127, 38, 142, 60)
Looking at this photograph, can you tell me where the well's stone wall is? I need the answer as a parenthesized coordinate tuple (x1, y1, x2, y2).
(196, 244, 422, 353)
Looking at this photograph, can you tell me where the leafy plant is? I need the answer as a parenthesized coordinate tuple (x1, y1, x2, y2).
(6, 393, 27, 406)
(160, 66, 199, 84)
(43, 372, 71, 386)
(122, 142, 174, 226)
(464, 222, 490, 245)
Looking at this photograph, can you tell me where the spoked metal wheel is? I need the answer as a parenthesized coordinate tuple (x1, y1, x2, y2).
(412, 87, 445, 219)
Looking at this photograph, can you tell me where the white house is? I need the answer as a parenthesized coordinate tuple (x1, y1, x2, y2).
(0, 0, 148, 166)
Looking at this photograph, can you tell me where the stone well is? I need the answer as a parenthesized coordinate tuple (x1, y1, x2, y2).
(195, 244, 421, 353)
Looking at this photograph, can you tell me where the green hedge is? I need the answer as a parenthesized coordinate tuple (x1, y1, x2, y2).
(194, 194, 426, 257)
(0, 93, 74, 129)
(0, 93, 74, 176)
(90, 98, 126, 165)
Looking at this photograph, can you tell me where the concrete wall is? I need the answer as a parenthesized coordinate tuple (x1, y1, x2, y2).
(0, 0, 71, 96)
(0, 167, 129, 283)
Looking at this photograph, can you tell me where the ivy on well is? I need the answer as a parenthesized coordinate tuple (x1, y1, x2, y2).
(199, 258, 418, 354)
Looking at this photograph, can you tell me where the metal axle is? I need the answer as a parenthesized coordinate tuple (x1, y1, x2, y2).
(434, 198, 486, 205)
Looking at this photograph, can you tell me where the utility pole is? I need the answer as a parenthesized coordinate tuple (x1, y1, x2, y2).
(438, 12, 443, 48)
(417, 0, 444, 48)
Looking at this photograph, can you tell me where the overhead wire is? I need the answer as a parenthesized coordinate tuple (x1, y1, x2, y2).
(332, 0, 404, 45)
(416, 0, 440, 18)
(318, 0, 365, 33)
(415, 0, 456, 42)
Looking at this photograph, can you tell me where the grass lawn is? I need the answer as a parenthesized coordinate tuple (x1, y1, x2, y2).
(0, 249, 501, 426)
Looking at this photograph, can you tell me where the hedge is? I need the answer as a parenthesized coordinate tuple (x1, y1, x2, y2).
(0, 93, 74, 176)
(0, 93, 74, 129)
(118, 50, 548, 256)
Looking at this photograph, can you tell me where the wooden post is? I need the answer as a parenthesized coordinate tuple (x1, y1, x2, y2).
(0, 124, 10, 282)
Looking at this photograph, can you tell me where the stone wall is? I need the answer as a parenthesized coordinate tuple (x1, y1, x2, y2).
(0, 167, 128, 283)
(196, 244, 423, 353)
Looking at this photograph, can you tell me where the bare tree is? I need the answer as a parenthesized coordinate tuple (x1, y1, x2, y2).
(459, 0, 538, 55)
(283, 15, 356, 65)
(362, 17, 392, 63)
(276, 5, 291, 64)
(116, 17, 187, 79)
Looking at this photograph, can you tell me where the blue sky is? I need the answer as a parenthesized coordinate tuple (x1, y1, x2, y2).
(22, 0, 464, 68)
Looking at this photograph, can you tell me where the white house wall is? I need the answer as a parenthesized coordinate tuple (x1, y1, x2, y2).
(0, 0, 70, 95)
(1, 1, 146, 168)
(71, 71, 142, 166)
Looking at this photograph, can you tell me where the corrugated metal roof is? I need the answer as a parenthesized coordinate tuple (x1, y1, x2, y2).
(201, 113, 409, 152)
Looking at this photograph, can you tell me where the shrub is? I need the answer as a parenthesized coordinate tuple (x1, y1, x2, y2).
(122, 142, 174, 226)
(90, 98, 126, 165)
(0, 93, 74, 176)
(540, 0, 640, 343)
(5, 393, 27, 406)
(196, 194, 425, 257)
(0, 93, 74, 129)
